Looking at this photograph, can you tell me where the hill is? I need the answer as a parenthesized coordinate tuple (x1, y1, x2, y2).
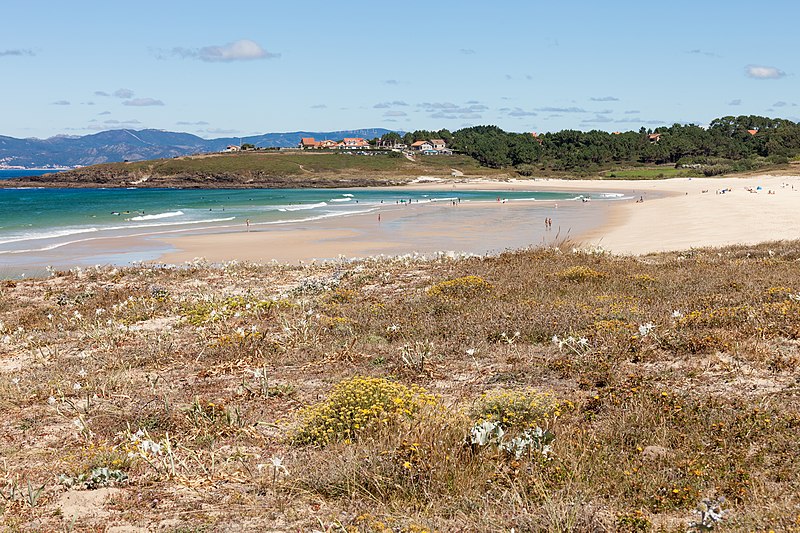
(0, 128, 397, 168)
(2, 151, 500, 188)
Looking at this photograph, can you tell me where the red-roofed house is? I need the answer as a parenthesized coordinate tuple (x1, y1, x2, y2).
(430, 139, 447, 151)
(299, 137, 320, 149)
(411, 140, 433, 151)
(340, 137, 369, 149)
(747, 129, 758, 136)
(648, 133, 662, 143)
(319, 139, 338, 148)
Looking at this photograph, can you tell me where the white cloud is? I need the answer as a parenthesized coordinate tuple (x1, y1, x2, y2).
(459, 48, 476, 55)
(122, 98, 164, 106)
(52, 100, 71, 105)
(95, 91, 110, 97)
(745, 64, 785, 79)
(420, 102, 487, 120)
(310, 104, 327, 109)
(176, 121, 209, 125)
(728, 99, 742, 106)
(383, 110, 407, 117)
(506, 107, 537, 117)
(0, 49, 34, 57)
(590, 96, 619, 102)
(374, 100, 408, 108)
(174, 39, 279, 62)
(582, 115, 614, 124)
(536, 106, 587, 113)
(113, 88, 135, 98)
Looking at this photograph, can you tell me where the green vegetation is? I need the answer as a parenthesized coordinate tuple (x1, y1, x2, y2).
(393, 115, 800, 176)
(3, 241, 800, 529)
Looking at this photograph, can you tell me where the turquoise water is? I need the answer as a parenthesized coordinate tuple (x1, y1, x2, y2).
(0, 177, 630, 276)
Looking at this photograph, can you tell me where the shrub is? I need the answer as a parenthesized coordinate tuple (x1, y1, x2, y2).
(427, 275, 493, 298)
(292, 376, 437, 446)
(558, 266, 606, 282)
(473, 388, 561, 430)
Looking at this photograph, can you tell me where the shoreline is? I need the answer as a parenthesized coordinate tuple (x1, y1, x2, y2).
(154, 174, 800, 264)
(1, 174, 799, 278)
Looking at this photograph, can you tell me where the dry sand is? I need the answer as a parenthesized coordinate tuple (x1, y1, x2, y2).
(155, 174, 800, 264)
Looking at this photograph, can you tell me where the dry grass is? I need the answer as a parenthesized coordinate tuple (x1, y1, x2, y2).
(1, 242, 800, 531)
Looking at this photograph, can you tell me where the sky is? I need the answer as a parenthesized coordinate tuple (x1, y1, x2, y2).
(2, 0, 799, 139)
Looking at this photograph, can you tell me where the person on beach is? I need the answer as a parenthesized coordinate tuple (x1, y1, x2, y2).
(378, 213, 381, 223)
(246, 219, 250, 231)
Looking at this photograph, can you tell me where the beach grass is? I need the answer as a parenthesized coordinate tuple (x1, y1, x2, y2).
(2, 242, 800, 530)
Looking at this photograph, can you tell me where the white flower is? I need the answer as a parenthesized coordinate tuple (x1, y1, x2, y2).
(47, 396, 57, 405)
(269, 456, 288, 475)
(387, 324, 399, 332)
(140, 440, 162, 455)
(638, 322, 655, 337)
(671, 310, 684, 318)
(11, 377, 20, 385)
(46, 313, 54, 321)
(466, 348, 476, 357)
(578, 337, 589, 346)
(73, 382, 82, 391)
(78, 368, 87, 378)
(470, 420, 504, 446)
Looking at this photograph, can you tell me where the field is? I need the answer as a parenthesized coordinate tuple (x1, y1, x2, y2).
(2, 242, 800, 531)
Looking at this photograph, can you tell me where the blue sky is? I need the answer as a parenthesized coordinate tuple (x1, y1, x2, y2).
(2, 0, 798, 139)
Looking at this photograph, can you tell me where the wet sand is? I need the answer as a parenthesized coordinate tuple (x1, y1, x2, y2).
(156, 174, 800, 263)
(156, 197, 609, 264)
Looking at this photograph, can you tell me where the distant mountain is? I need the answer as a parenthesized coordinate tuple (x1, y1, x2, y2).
(0, 128, 399, 168)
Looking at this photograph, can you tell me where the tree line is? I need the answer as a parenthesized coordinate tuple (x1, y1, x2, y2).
(379, 115, 800, 175)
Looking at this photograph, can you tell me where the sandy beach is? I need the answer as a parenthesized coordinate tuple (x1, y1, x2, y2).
(153, 174, 800, 264)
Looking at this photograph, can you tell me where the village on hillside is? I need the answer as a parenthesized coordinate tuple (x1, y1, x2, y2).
(297, 136, 453, 155)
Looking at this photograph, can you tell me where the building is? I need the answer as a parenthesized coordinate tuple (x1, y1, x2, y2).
(411, 140, 434, 151)
(224, 145, 241, 152)
(340, 137, 370, 149)
(319, 139, 338, 148)
(648, 133, 662, 143)
(299, 137, 320, 149)
(430, 139, 447, 151)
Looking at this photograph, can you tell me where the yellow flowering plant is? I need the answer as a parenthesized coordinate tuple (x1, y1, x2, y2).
(292, 376, 437, 446)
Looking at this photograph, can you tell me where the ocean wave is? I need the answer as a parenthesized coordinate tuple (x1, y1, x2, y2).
(342, 193, 354, 197)
(330, 198, 352, 202)
(0, 227, 99, 246)
(130, 210, 184, 221)
(0, 216, 236, 250)
(278, 202, 328, 212)
(600, 192, 625, 198)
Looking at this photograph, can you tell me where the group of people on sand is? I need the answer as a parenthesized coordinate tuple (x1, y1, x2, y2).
(544, 217, 553, 229)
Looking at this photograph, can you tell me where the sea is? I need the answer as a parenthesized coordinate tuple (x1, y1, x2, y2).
(0, 169, 630, 277)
